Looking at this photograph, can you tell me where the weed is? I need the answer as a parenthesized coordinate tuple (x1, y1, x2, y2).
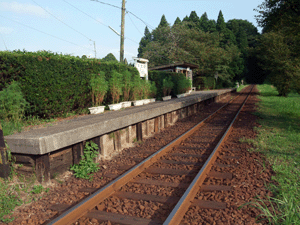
(70, 141, 100, 181)
(31, 184, 49, 194)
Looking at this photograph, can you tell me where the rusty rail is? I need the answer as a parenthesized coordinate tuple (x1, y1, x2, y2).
(47, 86, 253, 225)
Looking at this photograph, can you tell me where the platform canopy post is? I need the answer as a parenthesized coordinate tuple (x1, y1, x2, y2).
(0, 123, 10, 178)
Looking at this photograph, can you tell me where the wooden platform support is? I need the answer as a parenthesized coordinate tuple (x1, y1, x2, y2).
(0, 124, 10, 178)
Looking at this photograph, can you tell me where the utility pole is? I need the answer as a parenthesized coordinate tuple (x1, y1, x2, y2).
(120, 0, 126, 63)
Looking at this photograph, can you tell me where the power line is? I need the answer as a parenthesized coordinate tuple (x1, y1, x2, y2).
(127, 12, 143, 36)
(127, 11, 154, 30)
(89, 0, 154, 30)
(31, 0, 93, 42)
(62, 0, 107, 27)
(90, 0, 121, 10)
(0, 15, 94, 52)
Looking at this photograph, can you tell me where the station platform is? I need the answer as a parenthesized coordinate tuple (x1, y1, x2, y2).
(4, 89, 235, 182)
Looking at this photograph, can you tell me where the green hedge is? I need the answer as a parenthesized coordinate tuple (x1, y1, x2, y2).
(149, 70, 189, 99)
(0, 51, 139, 118)
(194, 76, 216, 90)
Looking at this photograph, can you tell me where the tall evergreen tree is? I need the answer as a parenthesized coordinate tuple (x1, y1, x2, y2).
(174, 17, 182, 26)
(216, 10, 226, 32)
(158, 15, 169, 28)
(189, 11, 200, 24)
(138, 27, 152, 57)
(199, 12, 209, 31)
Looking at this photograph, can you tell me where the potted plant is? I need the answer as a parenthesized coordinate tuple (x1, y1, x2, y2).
(131, 76, 144, 106)
(162, 77, 173, 101)
(176, 76, 192, 98)
(142, 79, 151, 105)
(88, 72, 108, 114)
(149, 81, 157, 103)
(121, 70, 132, 108)
(108, 70, 123, 111)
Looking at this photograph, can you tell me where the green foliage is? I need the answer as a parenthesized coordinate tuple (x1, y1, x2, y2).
(122, 70, 133, 101)
(176, 75, 192, 94)
(70, 141, 100, 181)
(194, 77, 216, 90)
(90, 71, 108, 106)
(0, 51, 139, 118)
(149, 81, 157, 98)
(216, 10, 226, 32)
(248, 84, 300, 224)
(162, 77, 174, 96)
(0, 181, 23, 223)
(0, 81, 29, 122)
(109, 70, 123, 104)
(102, 53, 118, 62)
(131, 76, 144, 100)
(256, 31, 300, 96)
(31, 184, 49, 194)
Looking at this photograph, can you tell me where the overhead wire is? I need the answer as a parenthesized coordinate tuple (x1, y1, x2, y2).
(62, 0, 107, 27)
(0, 15, 94, 52)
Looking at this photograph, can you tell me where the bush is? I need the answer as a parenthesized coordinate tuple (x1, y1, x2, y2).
(122, 70, 133, 101)
(176, 75, 192, 94)
(109, 70, 123, 104)
(162, 77, 174, 96)
(0, 81, 28, 122)
(90, 71, 108, 106)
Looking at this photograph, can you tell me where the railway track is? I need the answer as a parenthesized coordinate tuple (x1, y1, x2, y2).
(46, 85, 254, 225)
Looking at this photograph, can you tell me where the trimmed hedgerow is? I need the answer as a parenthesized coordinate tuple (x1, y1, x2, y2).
(0, 51, 139, 118)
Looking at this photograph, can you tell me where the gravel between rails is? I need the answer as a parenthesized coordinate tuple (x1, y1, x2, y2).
(4, 87, 274, 225)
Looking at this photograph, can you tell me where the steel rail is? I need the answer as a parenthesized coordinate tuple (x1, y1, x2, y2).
(163, 85, 254, 225)
(47, 89, 244, 225)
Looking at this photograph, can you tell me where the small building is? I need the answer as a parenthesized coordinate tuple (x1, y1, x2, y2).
(133, 57, 149, 80)
(149, 62, 198, 83)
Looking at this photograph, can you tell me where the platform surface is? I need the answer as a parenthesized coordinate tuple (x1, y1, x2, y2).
(5, 89, 234, 155)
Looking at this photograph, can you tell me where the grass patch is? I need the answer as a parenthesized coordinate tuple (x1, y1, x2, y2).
(237, 84, 249, 92)
(249, 84, 300, 224)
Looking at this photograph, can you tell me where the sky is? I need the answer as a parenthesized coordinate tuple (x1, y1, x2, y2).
(0, 0, 263, 64)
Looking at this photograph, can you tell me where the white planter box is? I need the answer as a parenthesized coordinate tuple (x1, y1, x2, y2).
(143, 99, 151, 105)
(121, 101, 131, 108)
(88, 106, 105, 114)
(133, 100, 144, 106)
(162, 95, 171, 101)
(177, 93, 186, 98)
(149, 98, 156, 103)
(108, 103, 122, 111)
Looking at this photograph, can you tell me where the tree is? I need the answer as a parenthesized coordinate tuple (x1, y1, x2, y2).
(255, 0, 300, 95)
(102, 53, 118, 62)
(216, 10, 226, 32)
(255, 0, 300, 33)
(257, 31, 300, 96)
(158, 15, 169, 28)
(138, 27, 152, 57)
(174, 17, 182, 26)
(199, 12, 209, 31)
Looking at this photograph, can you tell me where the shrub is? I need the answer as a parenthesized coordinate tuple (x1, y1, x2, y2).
(149, 81, 157, 98)
(109, 70, 123, 104)
(0, 81, 28, 122)
(176, 75, 192, 94)
(122, 70, 133, 101)
(162, 77, 174, 96)
(90, 71, 108, 106)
